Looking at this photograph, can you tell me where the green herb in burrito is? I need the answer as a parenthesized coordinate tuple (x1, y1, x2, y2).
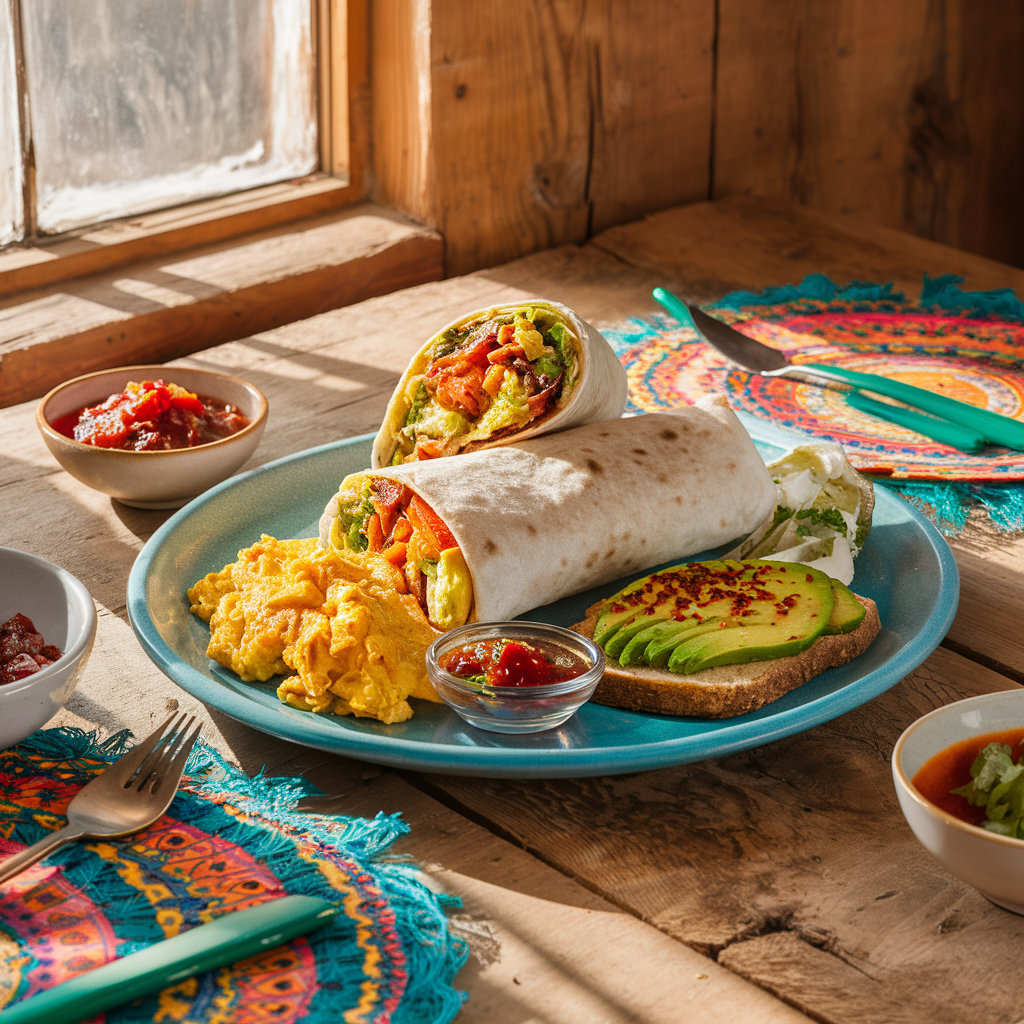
(385, 305, 580, 464)
(726, 443, 874, 585)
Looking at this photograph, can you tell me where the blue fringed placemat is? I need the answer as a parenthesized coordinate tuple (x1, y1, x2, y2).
(607, 274, 1024, 534)
(0, 727, 468, 1023)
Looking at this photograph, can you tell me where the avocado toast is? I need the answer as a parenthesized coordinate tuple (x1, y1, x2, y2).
(572, 559, 880, 719)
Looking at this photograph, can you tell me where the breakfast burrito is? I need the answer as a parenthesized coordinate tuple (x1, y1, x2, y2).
(322, 397, 777, 630)
(371, 300, 628, 468)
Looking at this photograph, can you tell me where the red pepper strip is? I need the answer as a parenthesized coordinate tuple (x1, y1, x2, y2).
(434, 366, 486, 417)
(374, 478, 409, 537)
(406, 494, 458, 552)
(428, 330, 498, 373)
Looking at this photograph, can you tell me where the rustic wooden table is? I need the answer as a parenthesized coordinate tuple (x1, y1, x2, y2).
(4, 196, 1024, 1024)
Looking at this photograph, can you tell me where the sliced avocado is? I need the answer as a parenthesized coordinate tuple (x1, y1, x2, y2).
(593, 568, 684, 647)
(604, 613, 670, 661)
(634, 620, 724, 668)
(592, 559, 836, 675)
(822, 578, 865, 635)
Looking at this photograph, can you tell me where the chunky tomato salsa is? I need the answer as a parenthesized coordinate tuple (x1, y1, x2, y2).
(53, 379, 249, 451)
(0, 613, 62, 684)
(441, 638, 589, 688)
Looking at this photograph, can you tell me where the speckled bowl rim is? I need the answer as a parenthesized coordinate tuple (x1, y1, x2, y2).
(35, 364, 268, 455)
(892, 690, 1024, 849)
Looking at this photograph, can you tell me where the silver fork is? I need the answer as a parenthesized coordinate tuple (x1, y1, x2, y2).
(0, 712, 201, 885)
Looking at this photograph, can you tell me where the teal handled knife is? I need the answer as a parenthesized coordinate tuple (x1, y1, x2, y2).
(653, 286, 1024, 453)
(0, 895, 338, 1024)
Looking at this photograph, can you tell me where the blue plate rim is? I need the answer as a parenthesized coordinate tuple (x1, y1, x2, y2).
(127, 429, 959, 777)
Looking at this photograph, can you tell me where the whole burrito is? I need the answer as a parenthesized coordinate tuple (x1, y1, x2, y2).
(321, 397, 777, 630)
(371, 299, 627, 468)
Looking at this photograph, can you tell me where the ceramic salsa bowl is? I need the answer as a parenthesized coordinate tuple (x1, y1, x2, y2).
(892, 689, 1024, 915)
(37, 365, 268, 509)
(0, 547, 97, 749)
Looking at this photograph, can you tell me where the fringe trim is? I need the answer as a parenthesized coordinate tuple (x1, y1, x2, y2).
(7, 727, 469, 1024)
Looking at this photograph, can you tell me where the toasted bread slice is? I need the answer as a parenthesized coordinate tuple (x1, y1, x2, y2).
(572, 594, 880, 719)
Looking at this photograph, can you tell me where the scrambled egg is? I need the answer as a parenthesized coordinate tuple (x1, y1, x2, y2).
(188, 535, 442, 724)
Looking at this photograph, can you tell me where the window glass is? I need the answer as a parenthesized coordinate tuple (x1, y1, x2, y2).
(0, 1, 23, 246)
(21, 0, 317, 235)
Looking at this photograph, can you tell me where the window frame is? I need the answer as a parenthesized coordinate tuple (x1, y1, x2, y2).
(0, 0, 368, 300)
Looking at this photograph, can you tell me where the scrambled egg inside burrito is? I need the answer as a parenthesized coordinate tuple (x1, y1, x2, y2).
(188, 535, 442, 724)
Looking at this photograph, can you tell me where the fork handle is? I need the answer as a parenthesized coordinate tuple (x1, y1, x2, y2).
(0, 825, 86, 885)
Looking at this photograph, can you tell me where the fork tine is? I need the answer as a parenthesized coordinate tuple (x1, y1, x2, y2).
(134, 717, 199, 796)
(105, 712, 183, 785)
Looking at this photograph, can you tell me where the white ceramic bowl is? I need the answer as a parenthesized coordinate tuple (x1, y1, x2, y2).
(892, 690, 1024, 914)
(36, 365, 268, 509)
(0, 547, 97, 749)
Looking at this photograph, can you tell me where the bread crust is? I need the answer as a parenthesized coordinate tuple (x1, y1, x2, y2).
(572, 595, 880, 719)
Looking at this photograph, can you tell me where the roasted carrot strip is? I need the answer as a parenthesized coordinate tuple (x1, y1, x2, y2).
(392, 519, 413, 542)
(381, 541, 407, 567)
(365, 513, 384, 553)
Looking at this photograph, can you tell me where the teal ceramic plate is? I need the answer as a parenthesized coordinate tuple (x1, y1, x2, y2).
(127, 429, 959, 778)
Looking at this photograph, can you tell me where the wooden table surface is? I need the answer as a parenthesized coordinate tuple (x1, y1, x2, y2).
(4, 195, 1024, 1024)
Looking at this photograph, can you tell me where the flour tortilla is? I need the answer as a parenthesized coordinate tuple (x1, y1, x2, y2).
(371, 299, 628, 469)
(322, 396, 777, 623)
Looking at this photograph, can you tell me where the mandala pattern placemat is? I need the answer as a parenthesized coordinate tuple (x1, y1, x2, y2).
(0, 727, 468, 1024)
(610, 273, 1024, 482)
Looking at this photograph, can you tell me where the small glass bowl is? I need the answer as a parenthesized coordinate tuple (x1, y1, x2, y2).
(425, 621, 605, 734)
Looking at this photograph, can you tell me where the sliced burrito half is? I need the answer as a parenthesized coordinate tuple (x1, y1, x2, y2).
(371, 299, 627, 468)
(322, 398, 778, 632)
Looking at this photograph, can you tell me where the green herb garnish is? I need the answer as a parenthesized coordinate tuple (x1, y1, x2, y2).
(952, 742, 1024, 838)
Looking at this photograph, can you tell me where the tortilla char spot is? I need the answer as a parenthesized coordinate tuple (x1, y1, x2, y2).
(621, 531, 631, 541)
(599, 432, 609, 437)
(661, 429, 678, 441)
(586, 458, 604, 473)
(657, 472, 668, 483)
(675, 496, 683, 505)
(484, 539, 498, 554)
(641, 537, 647, 545)
(604, 548, 615, 559)
(727, 461, 736, 471)
(632, 448, 648, 456)
(561, 557, 567, 567)
(586, 552, 598, 568)
(720, 517, 727, 528)
(527, 524, 537, 535)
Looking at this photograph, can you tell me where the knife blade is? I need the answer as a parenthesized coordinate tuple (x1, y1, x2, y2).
(652, 287, 1023, 453)
(0, 895, 338, 1024)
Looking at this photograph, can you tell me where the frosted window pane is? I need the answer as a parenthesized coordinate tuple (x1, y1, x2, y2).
(0, 1, 23, 246)
(21, 0, 317, 235)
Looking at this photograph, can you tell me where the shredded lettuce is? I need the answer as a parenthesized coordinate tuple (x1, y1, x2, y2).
(726, 443, 874, 585)
(952, 742, 1024, 838)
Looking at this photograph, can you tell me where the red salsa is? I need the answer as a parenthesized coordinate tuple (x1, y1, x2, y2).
(52, 379, 249, 451)
(912, 728, 1024, 827)
(441, 638, 589, 688)
(0, 614, 62, 684)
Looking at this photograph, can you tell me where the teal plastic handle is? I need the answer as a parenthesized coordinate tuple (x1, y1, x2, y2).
(0, 895, 338, 1024)
(844, 391, 988, 453)
(801, 362, 1024, 450)
(652, 286, 695, 328)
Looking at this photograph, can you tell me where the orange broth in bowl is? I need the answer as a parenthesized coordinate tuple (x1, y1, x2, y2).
(912, 727, 1024, 827)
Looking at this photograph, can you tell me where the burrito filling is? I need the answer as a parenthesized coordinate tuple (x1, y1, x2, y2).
(327, 478, 473, 631)
(390, 306, 580, 464)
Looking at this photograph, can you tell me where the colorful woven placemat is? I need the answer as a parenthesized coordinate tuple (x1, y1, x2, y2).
(607, 274, 1024, 533)
(0, 727, 468, 1023)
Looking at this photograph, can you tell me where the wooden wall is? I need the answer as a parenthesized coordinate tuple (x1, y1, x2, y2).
(371, 0, 1024, 277)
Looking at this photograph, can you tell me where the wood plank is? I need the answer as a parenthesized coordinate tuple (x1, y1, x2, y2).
(419, 646, 1024, 1024)
(372, 0, 715, 276)
(590, 194, 1024, 301)
(712, 1, 1024, 268)
(0, 203, 442, 408)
